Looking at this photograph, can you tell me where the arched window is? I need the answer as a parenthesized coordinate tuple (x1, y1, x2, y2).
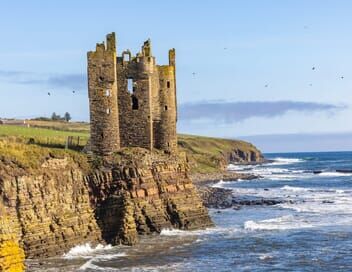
(167, 81, 170, 88)
(164, 105, 168, 111)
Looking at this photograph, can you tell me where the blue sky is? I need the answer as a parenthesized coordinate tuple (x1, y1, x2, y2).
(0, 0, 352, 151)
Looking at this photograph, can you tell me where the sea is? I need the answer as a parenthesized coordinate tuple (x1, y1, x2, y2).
(27, 151, 352, 272)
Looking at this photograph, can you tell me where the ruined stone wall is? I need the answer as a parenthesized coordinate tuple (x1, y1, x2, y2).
(88, 32, 120, 157)
(116, 55, 154, 150)
(116, 41, 178, 154)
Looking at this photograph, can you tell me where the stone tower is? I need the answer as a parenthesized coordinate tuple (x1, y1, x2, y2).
(154, 49, 177, 153)
(88, 33, 177, 156)
(87, 32, 120, 157)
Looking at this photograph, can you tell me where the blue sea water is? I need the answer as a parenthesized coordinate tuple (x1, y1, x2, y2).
(28, 152, 352, 271)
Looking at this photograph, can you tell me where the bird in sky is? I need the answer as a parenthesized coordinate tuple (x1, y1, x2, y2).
(72, 90, 76, 93)
(264, 84, 268, 88)
(312, 67, 316, 70)
(47, 92, 51, 96)
(192, 72, 196, 76)
(341, 76, 344, 79)
(224, 47, 227, 50)
(309, 83, 313, 86)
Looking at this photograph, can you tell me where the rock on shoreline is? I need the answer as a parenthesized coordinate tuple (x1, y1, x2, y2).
(190, 171, 259, 186)
(194, 172, 288, 209)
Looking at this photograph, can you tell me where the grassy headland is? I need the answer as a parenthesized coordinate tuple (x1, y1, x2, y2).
(0, 121, 263, 174)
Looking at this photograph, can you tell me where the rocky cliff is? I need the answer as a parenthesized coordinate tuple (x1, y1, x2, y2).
(227, 146, 264, 164)
(178, 134, 265, 174)
(89, 148, 212, 246)
(0, 142, 212, 267)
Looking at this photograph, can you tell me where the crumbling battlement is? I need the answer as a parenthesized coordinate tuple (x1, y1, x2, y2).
(88, 33, 177, 158)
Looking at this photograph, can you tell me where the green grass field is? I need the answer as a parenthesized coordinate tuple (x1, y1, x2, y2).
(0, 125, 88, 148)
(0, 121, 261, 173)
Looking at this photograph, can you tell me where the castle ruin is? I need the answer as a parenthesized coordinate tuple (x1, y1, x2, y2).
(88, 33, 177, 157)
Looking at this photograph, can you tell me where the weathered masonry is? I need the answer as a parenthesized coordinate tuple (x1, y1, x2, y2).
(88, 33, 177, 157)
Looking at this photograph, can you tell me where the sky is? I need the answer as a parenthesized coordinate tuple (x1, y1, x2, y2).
(0, 0, 352, 152)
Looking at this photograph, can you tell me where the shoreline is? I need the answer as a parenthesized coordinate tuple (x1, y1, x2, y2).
(190, 171, 259, 187)
(193, 170, 287, 209)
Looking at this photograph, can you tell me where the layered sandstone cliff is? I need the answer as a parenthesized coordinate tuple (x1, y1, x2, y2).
(0, 143, 212, 267)
(89, 148, 212, 245)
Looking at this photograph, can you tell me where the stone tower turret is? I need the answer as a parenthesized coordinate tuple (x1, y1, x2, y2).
(87, 32, 120, 157)
(155, 49, 177, 153)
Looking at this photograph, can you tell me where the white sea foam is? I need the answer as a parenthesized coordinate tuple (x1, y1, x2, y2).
(227, 161, 311, 181)
(227, 155, 352, 231)
(211, 180, 228, 188)
(270, 157, 304, 165)
(78, 260, 107, 271)
(259, 254, 274, 261)
(318, 172, 352, 177)
(227, 164, 253, 171)
(63, 243, 126, 260)
(281, 185, 310, 192)
(244, 215, 314, 231)
(63, 243, 112, 259)
(160, 226, 240, 237)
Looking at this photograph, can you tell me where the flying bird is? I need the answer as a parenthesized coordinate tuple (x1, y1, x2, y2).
(224, 47, 227, 50)
(264, 84, 268, 88)
(309, 83, 313, 86)
(312, 67, 316, 70)
(341, 76, 344, 79)
(47, 92, 51, 96)
(72, 90, 76, 93)
(192, 72, 196, 76)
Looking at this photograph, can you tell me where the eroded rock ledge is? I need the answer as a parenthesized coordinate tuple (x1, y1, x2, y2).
(0, 148, 212, 265)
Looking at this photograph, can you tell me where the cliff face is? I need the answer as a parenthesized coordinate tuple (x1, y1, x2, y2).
(178, 135, 265, 174)
(227, 146, 264, 164)
(88, 149, 212, 245)
(0, 148, 212, 262)
(0, 157, 102, 259)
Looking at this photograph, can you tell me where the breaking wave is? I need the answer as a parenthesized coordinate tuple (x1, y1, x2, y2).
(270, 157, 305, 165)
(63, 243, 126, 261)
(244, 215, 314, 231)
(281, 185, 310, 192)
(318, 172, 352, 177)
(160, 226, 241, 238)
